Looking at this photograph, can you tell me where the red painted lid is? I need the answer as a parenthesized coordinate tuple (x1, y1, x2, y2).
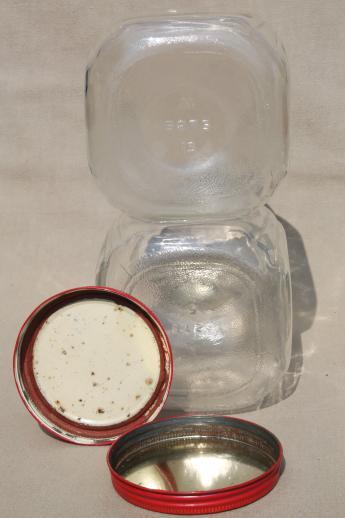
(13, 286, 173, 445)
(107, 415, 283, 514)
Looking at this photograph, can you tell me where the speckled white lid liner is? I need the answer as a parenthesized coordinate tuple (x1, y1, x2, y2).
(32, 299, 161, 427)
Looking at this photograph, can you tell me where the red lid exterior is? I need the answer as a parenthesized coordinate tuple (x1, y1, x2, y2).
(107, 415, 283, 515)
(13, 286, 173, 445)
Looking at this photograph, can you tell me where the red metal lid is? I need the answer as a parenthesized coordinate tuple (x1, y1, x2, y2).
(13, 286, 173, 445)
(107, 415, 283, 514)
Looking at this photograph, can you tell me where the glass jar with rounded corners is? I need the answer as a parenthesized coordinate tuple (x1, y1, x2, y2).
(86, 10, 291, 413)
(86, 14, 288, 221)
(97, 207, 291, 412)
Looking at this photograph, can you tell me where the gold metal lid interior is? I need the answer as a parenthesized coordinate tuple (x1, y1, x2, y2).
(110, 416, 280, 492)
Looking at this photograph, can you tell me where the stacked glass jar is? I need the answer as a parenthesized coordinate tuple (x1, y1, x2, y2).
(86, 14, 291, 413)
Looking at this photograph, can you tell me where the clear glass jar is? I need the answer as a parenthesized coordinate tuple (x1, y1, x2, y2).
(86, 13, 291, 412)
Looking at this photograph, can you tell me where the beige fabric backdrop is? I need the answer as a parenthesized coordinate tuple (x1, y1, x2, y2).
(1, 2, 344, 517)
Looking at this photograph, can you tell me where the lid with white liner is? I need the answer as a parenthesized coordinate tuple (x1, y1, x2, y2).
(13, 286, 173, 445)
